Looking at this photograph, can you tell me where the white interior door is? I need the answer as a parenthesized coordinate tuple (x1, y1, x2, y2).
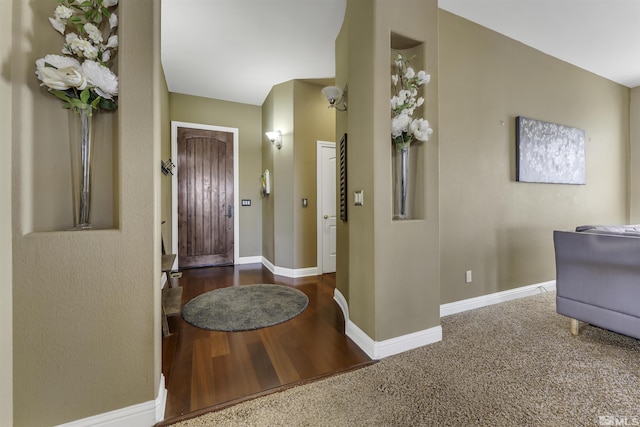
(318, 142, 336, 273)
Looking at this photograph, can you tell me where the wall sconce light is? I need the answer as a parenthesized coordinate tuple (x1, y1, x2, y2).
(265, 130, 283, 149)
(322, 85, 347, 112)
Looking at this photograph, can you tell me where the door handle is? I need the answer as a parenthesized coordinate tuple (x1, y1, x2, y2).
(324, 214, 329, 219)
(227, 205, 233, 218)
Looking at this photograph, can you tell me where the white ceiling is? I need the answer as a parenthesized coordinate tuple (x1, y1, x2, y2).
(161, 0, 640, 106)
(161, 0, 346, 106)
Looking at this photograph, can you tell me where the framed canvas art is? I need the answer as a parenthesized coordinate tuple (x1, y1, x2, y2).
(516, 116, 585, 185)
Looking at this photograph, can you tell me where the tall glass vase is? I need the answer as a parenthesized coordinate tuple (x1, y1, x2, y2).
(394, 144, 410, 220)
(68, 108, 95, 230)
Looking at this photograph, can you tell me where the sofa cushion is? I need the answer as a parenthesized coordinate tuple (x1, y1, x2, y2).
(576, 224, 640, 235)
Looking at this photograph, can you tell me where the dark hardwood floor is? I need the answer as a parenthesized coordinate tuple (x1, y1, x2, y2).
(160, 264, 373, 425)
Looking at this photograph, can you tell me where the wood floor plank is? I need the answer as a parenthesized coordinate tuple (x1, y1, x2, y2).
(161, 264, 372, 423)
(258, 327, 303, 384)
(190, 338, 216, 411)
(246, 340, 281, 390)
(208, 331, 229, 357)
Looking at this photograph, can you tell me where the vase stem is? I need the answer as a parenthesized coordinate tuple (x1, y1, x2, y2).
(400, 147, 408, 218)
(393, 145, 410, 220)
(70, 108, 94, 229)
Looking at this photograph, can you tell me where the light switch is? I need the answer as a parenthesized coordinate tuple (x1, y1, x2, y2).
(241, 199, 251, 206)
(302, 198, 308, 208)
(354, 190, 364, 206)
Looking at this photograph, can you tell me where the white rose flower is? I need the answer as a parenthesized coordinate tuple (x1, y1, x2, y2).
(37, 0, 119, 111)
(84, 23, 103, 44)
(404, 67, 415, 79)
(390, 54, 430, 146)
(391, 114, 412, 138)
(70, 37, 92, 56)
(35, 54, 81, 81)
(410, 118, 433, 142)
(105, 35, 118, 49)
(39, 67, 72, 90)
(54, 5, 73, 20)
(48, 17, 65, 35)
(37, 64, 87, 91)
(83, 44, 99, 59)
(390, 96, 399, 110)
(109, 13, 118, 29)
(66, 33, 79, 43)
(416, 70, 430, 85)
(82, 60, 118, 99)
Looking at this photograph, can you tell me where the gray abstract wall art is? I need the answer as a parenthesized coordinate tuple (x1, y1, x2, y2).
(516, 116, 586, 185)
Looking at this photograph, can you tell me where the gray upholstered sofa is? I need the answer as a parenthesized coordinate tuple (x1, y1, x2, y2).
(554, 225, 640, 339)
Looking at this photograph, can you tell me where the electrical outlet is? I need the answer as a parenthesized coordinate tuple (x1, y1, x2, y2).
(465, 270, 472, 283)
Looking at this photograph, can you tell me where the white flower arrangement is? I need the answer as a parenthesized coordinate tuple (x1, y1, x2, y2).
(35, 0, 119, 114)
(390, 54, 433, 149)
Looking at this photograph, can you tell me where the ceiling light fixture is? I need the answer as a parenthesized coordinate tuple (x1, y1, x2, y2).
(265, 130, 283, 149)
(322, 85, 347, 112)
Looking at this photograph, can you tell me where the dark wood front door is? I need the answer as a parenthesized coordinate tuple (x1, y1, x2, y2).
(177, 127, 234, 268)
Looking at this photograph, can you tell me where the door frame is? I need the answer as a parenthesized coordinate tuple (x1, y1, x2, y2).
(316, 140, 336, 274)
(171, 121, 239, 267)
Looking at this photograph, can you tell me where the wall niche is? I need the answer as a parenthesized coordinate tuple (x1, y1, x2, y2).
(390, 32, 429, 221)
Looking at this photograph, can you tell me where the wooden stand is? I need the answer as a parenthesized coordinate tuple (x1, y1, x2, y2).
(161, 254, 177, 336)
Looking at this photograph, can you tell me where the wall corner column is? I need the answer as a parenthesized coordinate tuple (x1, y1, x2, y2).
(341, 0, 441, 354)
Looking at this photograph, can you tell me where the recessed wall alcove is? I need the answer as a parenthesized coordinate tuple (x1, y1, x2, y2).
(28, 105, 118, 232)
(390, 32, 428, 221)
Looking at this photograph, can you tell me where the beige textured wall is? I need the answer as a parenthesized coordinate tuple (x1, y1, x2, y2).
(160, 69, 172, 252)
(340, 0, 440, 341)
(169, 93, 263, 257)
(631, 87, 640, 223)
(335, 15, 350, 301)
(293, 80, 336, 268)
(342, 0, 376, 337)
(1, 0, 13, 423)
(12, 0, 162, 425)
(272, 82, 296, 269)
(439, 11, 630, 304)
(261, 81, 335, 270)
(373, 0, 440, 340)
(262, 90, 276, 263)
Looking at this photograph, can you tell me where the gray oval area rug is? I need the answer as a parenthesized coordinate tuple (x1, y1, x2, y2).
(182, 284, 309, 332)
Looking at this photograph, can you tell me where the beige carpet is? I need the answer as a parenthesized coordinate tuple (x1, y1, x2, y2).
(168, 291, 640, 426)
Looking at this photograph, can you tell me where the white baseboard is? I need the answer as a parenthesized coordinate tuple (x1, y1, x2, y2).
(346, 320, 442, 360)
(335, 280, 555, 360)
(440, 280, 556, 317)
(236, 256, 262, 265)
(336, 288, 442, 360)
(261, 257, 319, 278)
(333, 288, 349, 321)
(262, 257, 276, 274)
(56, 375, 167, 427)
